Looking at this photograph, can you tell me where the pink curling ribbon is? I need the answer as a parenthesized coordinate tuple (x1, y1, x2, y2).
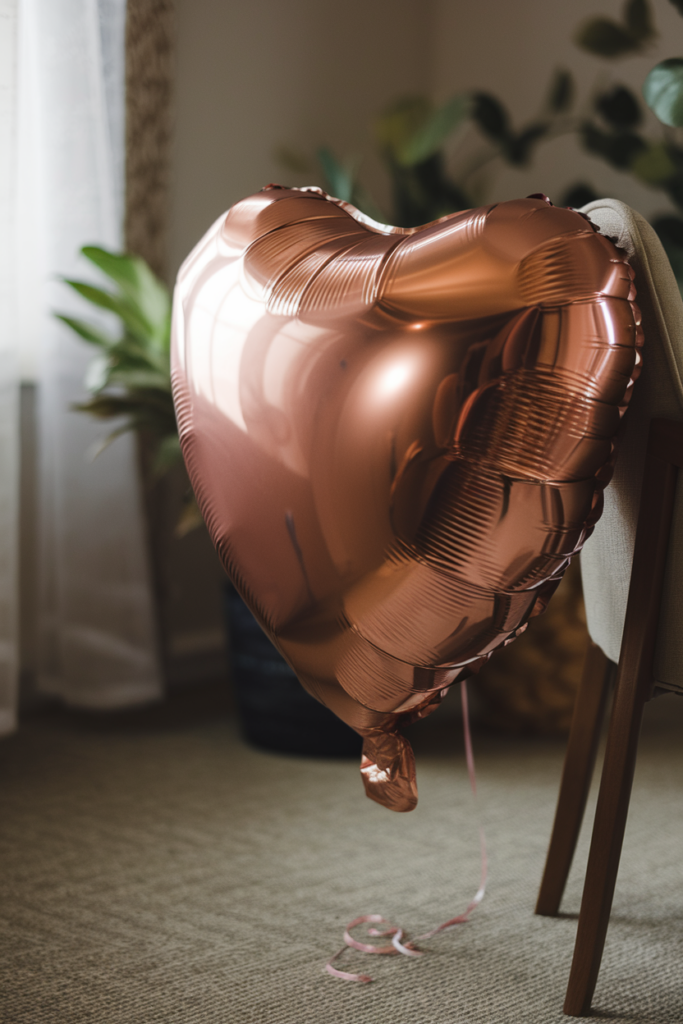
(325, 679, 488, 983)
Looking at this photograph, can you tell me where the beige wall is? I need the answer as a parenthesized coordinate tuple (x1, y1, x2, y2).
(171, 0, 683, 279)
(170, 0, 434, 276)
(431, 0, 683, 218)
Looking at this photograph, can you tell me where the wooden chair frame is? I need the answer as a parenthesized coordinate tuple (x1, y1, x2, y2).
(535, 418, 683, 1017)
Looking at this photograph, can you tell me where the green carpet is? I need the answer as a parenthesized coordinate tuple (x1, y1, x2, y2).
(1, 686, 682, 1024)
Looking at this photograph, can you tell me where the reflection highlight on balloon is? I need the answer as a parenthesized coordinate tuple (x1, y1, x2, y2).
(172, 186, 642, 813)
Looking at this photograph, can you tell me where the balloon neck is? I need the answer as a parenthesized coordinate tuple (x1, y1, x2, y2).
(360, 731, 418, 812)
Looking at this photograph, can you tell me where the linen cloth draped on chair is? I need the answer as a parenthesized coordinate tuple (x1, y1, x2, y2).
(537, 199, 683, 1016)
(580, 199, 683, 692)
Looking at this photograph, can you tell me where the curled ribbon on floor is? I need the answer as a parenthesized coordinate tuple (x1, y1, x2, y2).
(325, 680, 487, 983)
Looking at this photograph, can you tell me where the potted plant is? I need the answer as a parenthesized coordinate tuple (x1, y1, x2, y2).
(58, 247, 362, 756)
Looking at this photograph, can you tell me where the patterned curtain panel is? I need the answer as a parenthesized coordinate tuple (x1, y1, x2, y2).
(124, 0, 173, 279)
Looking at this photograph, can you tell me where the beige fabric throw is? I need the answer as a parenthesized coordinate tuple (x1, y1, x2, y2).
(579, 199, 683, 693)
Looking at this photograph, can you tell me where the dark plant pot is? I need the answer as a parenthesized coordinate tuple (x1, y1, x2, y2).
(224, 584, 362, 758)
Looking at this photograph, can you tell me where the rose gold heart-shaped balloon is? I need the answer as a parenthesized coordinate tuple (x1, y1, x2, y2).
(171, 187, 641, 812)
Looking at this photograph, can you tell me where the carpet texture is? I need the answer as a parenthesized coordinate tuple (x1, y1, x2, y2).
(1, 688, 682, 1024)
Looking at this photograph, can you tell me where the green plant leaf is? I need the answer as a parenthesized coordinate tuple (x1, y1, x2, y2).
(575, 18, 640, 57)
(575, 0, 655, 56)
(73, 389, 175, 425)
(389, 152, 471, 228)
(72, 395, 138, 419)
(548, 70, 574, 113)
(273, 145, 313, 175)
(581, 122, 646, 168)
(106, 367, 171, 391)
(113, 337, 170, 376)
(376, 96, 433, 163)
(664, 172, 683, 213)
(316, 147, 354, 202)
(175, 492, 204, 537)
(631, 142, 677, 183)
(472, 92, 510, 141)
(85, 424, 134, 461)
(84, 354, 111, 393)
(595, 85, 642, 128)
(81, 247, 141, 293)
(81, 247, 170, 341)
(653, 213, 683, 245)
(652, 214, 683, 298)
(153, 434, 184, 476)
(349, 185, 387, 224)
(643, 59, 683, 127)
(562, 183, 600, 209)
(505, 123, 549, 165)
(62, 280, 152, 342)
(625, 0, 654, 38)
(397, 95, 470, 167)
(60, 246, 179, 478)
(54, 314, 114, 349)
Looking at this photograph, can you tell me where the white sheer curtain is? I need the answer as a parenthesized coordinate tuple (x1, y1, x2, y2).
(0, 0, 163, 732)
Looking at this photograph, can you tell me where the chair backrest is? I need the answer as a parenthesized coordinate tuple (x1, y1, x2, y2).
(579, 200, 683, 694)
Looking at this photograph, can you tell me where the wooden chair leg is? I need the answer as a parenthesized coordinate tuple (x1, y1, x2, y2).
(563, 658, 648, 1015)
(535, 640, 612, 917)
(563, 420, 681, 1017)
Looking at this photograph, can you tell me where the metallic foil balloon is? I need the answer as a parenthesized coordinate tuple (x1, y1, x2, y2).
(171, 187, 642, 812)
